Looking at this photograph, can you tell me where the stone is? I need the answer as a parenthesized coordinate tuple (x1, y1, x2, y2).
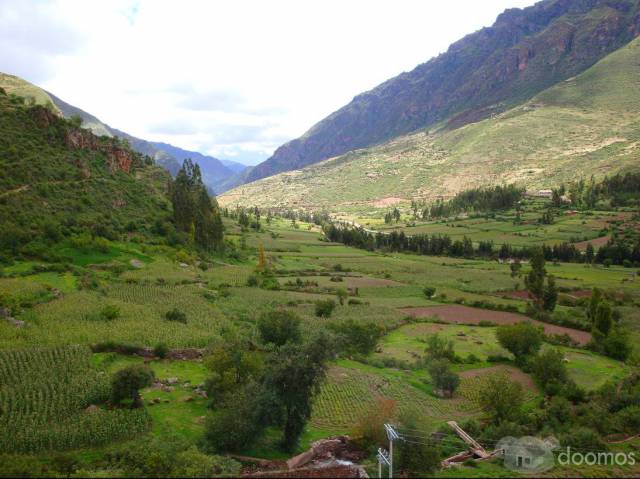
(166, 377, 179, 385)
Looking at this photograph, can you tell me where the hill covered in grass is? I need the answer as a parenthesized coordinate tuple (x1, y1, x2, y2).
(0, 89, 173, 259)
(246, 0, 640, 183)
(221, 35, 640, 216)
(0, 73, 241, 193)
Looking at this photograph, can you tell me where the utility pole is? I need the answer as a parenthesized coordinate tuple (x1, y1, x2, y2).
(384, 423, 401, 478)
(377, 448, 391, 478)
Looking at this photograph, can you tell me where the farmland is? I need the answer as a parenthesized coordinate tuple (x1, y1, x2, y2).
(1, 205, 639, 477)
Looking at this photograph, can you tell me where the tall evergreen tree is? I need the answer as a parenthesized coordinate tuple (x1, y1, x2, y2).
(526, 248, 546, 310)
(170, 159, 224, 251)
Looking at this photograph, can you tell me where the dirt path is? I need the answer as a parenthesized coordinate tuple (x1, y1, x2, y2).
(0, 184, 29, 198)
(399, 304, 591, 345)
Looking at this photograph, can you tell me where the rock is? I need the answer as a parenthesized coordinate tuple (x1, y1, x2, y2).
(161, 386, 175, 393)
(179, 263, 189, 268)
(199, 391, 208, 399)
(183, 382, 191, 388)
(183, 396, 194, 403)
(166, 377, 179, 385)
(130, 259, 144, 269)
(85, 405, 100, 414)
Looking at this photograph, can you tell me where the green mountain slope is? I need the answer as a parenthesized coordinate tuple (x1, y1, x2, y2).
(246, 0, 640, 183)
(221, 36, 640, 215)
(0, 73, 238, 192)
(0, 89, 172, 249)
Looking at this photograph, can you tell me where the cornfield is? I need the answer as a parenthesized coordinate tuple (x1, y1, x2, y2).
(0, 345, 151, 453)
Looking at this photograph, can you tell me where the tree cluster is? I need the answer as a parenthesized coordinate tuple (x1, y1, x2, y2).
(170, 159, 223, 251)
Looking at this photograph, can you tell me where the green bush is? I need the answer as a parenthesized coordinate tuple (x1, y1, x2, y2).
(164, 308, 187, 324)
(100, 304, 121, 321)
(315, 299, 336, 318)
(153, 343, 169, 359)
(258, 310, 302, 346)
(111, 365, 155, 408)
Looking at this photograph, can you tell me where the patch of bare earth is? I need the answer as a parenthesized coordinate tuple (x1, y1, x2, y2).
(574, 235, 611, 251)
(399, 305, 591, 346)
(371, 197, 404, 208)
(460, 365, 537, 392)
(502, 289, 591, 300)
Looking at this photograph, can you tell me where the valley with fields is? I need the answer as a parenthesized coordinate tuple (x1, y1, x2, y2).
(2, 0, 640, 478)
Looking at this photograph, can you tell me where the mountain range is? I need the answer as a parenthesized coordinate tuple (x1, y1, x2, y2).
(245, 0, 640, 184)
(221, 22, 640, 215)
(0, 73, 247, 194)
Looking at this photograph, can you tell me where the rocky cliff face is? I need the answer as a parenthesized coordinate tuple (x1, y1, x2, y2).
(31, 106, 138, 174)
(247, 0, 640, 183)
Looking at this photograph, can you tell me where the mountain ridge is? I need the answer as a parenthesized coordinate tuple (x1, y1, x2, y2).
(246, 0, 640, 183)
(220, 34, 640, 215)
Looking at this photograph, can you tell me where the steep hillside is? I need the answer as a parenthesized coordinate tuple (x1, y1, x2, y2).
(247, 0, 640, 183)
(0, 73, 236, 192)
(0, 90, 172, 247)
(221, 36, 640, 215)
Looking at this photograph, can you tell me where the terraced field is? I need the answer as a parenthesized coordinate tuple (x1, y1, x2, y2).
(311, 362, 476, 431)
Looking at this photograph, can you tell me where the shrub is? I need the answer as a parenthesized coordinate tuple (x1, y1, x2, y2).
(315, 299, 336, 318)
(423, 286, 436, 298)
(258, 310, 302, 346)
(329, 319, 384, 355)
(395, 412, 441, 477)
(496, 322, 544, 364)
(351, 397, 397, 451)
(164, 308, 187, 324)
(477, 374, 524, 424)
(425, 334, 455, 362)
(111, 365, 155, 408)
(428, 359, 460, 398)
(100, 304, 120, 321)
(532, 349, 568, 392)
(246, 275, 259, 287)
(153, 343, 169, 359)
(560, 427, 606, 452)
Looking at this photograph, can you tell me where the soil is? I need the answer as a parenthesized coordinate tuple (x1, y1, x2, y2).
(460, 365, 537, 391)
(502, 289, 592, 300)
(399, 305, 591, 345)
(573, 235, 611, 250)
(371, 197, 405, 208)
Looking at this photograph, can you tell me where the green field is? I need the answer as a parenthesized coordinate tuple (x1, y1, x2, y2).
(1, 209, 639, 477)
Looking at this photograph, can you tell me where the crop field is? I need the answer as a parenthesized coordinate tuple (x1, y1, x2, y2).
(311, 361, 477, 431)
(1, 207, 638, 478)
(0, 346, 151, 453)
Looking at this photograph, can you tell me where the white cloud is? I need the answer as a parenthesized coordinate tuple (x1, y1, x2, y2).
(0, 0, 537, 165)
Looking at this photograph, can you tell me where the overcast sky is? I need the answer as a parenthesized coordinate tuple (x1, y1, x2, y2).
(1, 0, 537, 165)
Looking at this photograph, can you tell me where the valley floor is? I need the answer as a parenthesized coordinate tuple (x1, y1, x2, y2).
(1, 216, 639, 477)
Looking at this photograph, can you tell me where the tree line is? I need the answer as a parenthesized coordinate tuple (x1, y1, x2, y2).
(425, 184, 524, 219)
(323, 223, 640, 266)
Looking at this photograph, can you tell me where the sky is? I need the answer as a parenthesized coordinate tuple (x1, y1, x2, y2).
(1, 0, 538, 165)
